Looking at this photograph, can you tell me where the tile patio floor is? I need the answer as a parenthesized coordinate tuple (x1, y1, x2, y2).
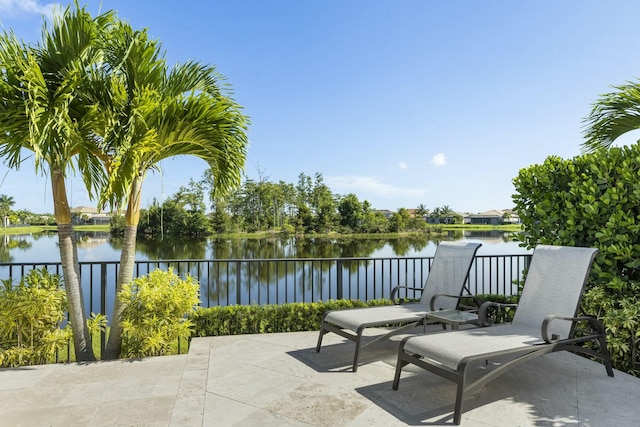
(1, 327, 638, 426)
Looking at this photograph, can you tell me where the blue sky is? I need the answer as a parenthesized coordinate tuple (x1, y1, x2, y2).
(2, 0, 640, 215)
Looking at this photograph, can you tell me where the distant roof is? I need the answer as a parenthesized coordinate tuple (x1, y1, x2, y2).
(70, 206, 98, 214)
(472, 209, 505, 217)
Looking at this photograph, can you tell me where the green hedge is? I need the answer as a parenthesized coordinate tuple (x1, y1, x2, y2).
(189, 295, 518, 337)
(513, 146, 640, 376)
(190, 299, 392, 336)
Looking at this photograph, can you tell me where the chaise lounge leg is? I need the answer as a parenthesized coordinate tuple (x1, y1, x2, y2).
(316, 324, 327, 353)
(352, 327, 365, 372)
(453, 367, 467, 425)
(598, 334, 614, 377)
(392, 340, 410, 390)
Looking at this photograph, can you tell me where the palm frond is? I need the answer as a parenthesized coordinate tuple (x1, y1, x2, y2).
(582, 81, 640, 152)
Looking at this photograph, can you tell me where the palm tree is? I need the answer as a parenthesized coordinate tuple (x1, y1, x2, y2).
(91, 23, 249, 358)
(582, 81, 640, 151)
(415, 204, 429, 221)
(0, 194, 15, 227)
(0, 4, 115, 361)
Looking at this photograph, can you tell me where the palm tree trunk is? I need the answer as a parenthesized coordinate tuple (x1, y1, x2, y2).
(52, 170, 95, 361)
(103, 174, 143, 359)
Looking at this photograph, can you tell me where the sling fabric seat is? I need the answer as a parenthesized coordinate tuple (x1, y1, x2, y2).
(392, 245, 614, 425)
(316, 241, 482, 372)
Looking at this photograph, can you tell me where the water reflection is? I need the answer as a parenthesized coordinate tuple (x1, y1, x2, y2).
(462, 229, 518, 242)
(0, 230, 528, 264)
(0, 234, 32, 263)
(0, 231, 530, 313)
(114, 236, 208, 260)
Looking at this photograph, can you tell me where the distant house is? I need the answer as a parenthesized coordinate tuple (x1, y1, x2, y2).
(70, 206, 112, 225)
(501, 209, 521, 224)
(468, 209, 520, 225)
(426, 211, 465, 224)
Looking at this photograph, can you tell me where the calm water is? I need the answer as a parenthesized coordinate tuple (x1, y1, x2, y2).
(0, 230, 530, 264)
(0, 231, 531, 313)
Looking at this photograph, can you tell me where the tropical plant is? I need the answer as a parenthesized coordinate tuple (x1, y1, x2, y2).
(0, 268, 71, 367)
(582, 80, 640, 151)
(88, 22, 249, 358)
(415, 204, 429, 220)
(0, 3, 116, 361)
(119, 268, 200, 357)
(0, 194, 15, 227)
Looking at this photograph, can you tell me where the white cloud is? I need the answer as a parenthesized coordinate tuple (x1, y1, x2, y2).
(398, 161, 408, 170)
(326, 175, 426, 199)
(432, 153, 446, 166)
(0, 0, 57, 19)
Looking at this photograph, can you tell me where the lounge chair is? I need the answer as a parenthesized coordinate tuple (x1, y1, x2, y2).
(392, 245, 614, 425)
(316, 241, 482, 372)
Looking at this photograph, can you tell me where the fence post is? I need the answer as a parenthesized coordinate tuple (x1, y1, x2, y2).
(236, 260, 242, 305)
(336, 259, 343, 300)
(100, 263, 107, 357)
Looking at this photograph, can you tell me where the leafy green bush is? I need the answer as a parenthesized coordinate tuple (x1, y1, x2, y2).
(189, 297, 513, 337)
(513, 146, 640, 375)
(0, 268, 71, 367)
(460, 294, 518, 324)
(190, 299, 393, 336)
(119, 268, 200, 357)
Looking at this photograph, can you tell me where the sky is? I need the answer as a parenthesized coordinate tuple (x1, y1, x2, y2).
(2, 0, 640, 215)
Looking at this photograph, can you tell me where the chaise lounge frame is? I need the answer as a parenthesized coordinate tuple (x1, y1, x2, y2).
(316, 241, 482, 372)
(392, 245, 614, 425)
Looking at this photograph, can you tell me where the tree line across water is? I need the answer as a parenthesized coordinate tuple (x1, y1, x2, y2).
(0, 171, 468, 237)
(119, 171, 465, 238)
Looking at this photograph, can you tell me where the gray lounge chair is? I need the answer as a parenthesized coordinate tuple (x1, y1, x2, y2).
(316, 241, 482, 372)
(392, 245, 614, 425)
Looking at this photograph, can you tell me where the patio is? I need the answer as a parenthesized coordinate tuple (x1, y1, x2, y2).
(1, 327, 638, 426)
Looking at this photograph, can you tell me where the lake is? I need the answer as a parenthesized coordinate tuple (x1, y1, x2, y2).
(0, 230, 531, 312)
(0, 230, 530, 264)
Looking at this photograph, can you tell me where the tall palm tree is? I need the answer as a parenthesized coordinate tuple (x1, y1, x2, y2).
(91, 23, 249, 358)
(0, 4, 115, 361)
(415, 204, 429, 221)
(0, 194, 15, 227)
(582, 81, 640, 151)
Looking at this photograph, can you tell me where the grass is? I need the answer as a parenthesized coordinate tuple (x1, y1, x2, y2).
(0, 224, 111, 235)
(0, 223, 521, 237)
(441, 224, 523, 231)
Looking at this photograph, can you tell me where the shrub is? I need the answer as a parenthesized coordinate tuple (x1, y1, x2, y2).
(190, 299, 392, 337)
(189, 297, 514, 337)
(460, 294, 518, 324)
(119, 268, 200, 357)
(0, 268, 71, 367)
(513, 146, 640, 375)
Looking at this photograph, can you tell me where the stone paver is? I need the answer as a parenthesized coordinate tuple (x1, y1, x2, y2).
(1, 329, 638, 426)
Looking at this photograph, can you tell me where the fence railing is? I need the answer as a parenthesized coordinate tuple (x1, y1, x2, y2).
(0, 254, 531, 361)
(0, 254, 531, 315)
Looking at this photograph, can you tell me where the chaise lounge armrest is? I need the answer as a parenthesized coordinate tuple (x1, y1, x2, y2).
(391, 285, 423, 304)
(429, 293, 484, 311)
(541, 314, 606, 343)
(477, 300, 518, 327)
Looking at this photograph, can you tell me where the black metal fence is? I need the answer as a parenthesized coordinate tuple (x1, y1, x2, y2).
(0, 254, 531, 317)
(0, 254, 531, 361)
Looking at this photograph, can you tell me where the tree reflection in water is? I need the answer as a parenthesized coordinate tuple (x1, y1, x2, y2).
(0, 231, 526, 306)
(0, 235, 33, 263)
